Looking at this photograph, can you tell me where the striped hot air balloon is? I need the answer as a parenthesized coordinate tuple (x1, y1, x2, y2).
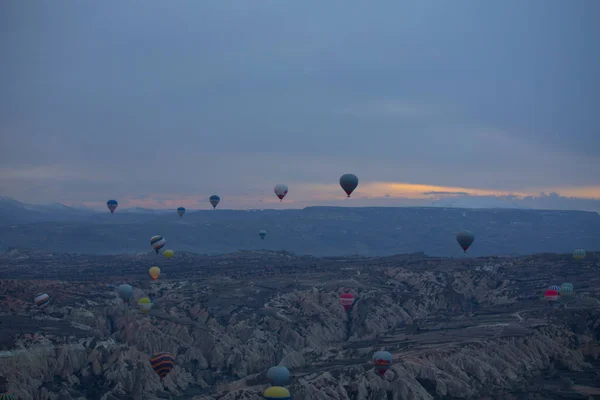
(544, 289, 559, 301)
(573, 249, 586, 260)
(339, 292, 355, 311)
(34, 293, 50, 309)
(560, 283, 574, 297)
(150, 235, 166, 254)
(0, 393, 16, 400)
(549, 285, 560, 291)
(150, 352, 175, 379)
(373, 350, 393, 376)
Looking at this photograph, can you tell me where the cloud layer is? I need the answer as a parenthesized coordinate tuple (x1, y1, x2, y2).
(0, 1, 598, 209)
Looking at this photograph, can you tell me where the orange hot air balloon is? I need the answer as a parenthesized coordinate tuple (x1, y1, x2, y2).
(340, 292, 355, 311)
(149, 266, 161, 280)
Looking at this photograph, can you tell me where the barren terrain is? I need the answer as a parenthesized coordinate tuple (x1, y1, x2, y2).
(0, 249, 599, 399)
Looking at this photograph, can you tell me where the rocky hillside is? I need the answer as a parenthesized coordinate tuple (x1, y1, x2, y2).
(0, 250, 599, 399)
(1, 202, 599, 257)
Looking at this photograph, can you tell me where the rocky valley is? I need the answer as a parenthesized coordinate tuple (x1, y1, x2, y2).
(0, 249, 599, 399)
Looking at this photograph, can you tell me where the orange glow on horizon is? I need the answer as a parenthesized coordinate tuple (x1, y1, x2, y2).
(64, 182, 600, 210)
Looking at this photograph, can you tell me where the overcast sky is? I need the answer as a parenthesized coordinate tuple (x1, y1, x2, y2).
(1, 1, 599, 211)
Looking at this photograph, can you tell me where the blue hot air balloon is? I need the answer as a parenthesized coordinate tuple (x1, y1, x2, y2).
(267, 366, 290, 386)
(209, 195, 220, 209)
(177, 207, 186, 218)
(107, 200, 118, 214)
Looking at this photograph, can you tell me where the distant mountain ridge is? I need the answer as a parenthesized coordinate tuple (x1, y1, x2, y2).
(0, 197, 598, 257)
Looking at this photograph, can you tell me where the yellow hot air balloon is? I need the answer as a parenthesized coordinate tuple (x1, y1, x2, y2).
(164, 249, 174, 259)
(263, 386, 291, 400)
(149, 266, 161, 280)
(138, 297, 152, 315)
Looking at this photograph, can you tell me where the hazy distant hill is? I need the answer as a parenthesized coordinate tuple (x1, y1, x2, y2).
(0, 198, 598, 257)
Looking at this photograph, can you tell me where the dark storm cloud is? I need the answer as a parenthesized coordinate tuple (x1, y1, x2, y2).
(0, 0, 598, 205)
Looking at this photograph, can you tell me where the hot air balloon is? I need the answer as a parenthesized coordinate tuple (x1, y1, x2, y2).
(150, 352, 176, 379)
(339, 174, 359, 197)
(117, 284, 133, 303)
(138, 297, 153, 315)
(573, 249, 586, 260)
(164, 249, 174, 259)
(544, 289, 559, 301)
(107, 199, 118, 214)
(373, 350, 393, 376)
(209, 195, 220, 209)
(340, 292, 355, 311)
(456, 230, 475, 253)
(263, 386, 291, 400)
(34, 293, 50, 309)
(560, 283, 574, 296)
(149, 266, 161, 280)
(274, 184, 288, 202)
(266, 366, 290, 386)
(177, 207, 186, 218)
(259, 230, 267, 240)
(150, 235, 166, 254)
(549, 285, 560, 291)
(0, 394, 16, 400)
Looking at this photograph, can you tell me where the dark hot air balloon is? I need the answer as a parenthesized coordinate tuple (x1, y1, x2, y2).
(339, 174, 359, 197)
(259, 230, 267, 240)
(456, 230, 475, 253)
(176, 207, 186, 218)
(266, 366, 290, 386)
(209, 195, 220, 209)
(107, 200, 118, 214)
(150, 352, 175, 379)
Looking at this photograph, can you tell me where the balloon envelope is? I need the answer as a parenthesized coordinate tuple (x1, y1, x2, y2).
(339, 174, 359, 197)
(209, 195, 220, 209)
(259, 230, 267, 240)
(34, 293, 50, 309)
(560, 283, 574, 296)
(150, 235, 166, 254)
(138, 297, 153, 314)
(274, 184, 288, 201)
(544, 289, 559, 301)
(177, 207, 186, 218)
(149, 266, 161, 280)
(0, 394, 16, 400)
(106, 200, 118, 214)
(117, 284, 133, 303)
(150, 352, 175, 378)
(164, 249, 174, 259)
(573, 249, 586, 260)
(373, 350, 393, 376)
(263, 386, 291, 400)
(339, 293, 355, 311)
(266, 366, 290, 386)
(549, 285, 560, 291)
(456, 230, 475, 252)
